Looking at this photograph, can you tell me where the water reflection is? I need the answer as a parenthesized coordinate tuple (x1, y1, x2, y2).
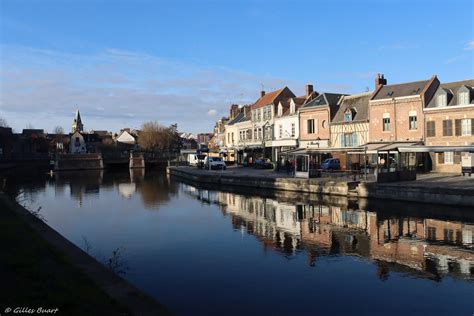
(180, 182, 474, 281)
(2, 170, 474, 315)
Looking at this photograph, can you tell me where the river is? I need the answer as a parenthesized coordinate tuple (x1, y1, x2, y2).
(3, 169, 473, 315)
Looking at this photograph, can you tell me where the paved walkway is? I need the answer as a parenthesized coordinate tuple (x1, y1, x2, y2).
(388, 173, 474, 189)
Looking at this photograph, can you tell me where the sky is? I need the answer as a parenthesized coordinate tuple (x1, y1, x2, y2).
(1, 0, 473, 135)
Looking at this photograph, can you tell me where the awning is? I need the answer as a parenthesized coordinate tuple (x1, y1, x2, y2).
(362, 142, 421, 154)
(398, 145, 474, 153)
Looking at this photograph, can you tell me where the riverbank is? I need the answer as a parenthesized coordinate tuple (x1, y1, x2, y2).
(0, 193, 169, 316)
(167, 166, 474, 207)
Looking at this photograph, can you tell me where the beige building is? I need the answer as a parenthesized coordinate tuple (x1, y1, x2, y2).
(330, 92, 372, 169)
(423, 79, 474, 173)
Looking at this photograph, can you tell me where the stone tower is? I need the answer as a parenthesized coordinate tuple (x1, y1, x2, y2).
(72, 109, 84, 133)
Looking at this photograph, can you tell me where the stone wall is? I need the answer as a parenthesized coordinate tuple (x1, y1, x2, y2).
(358, 182, 474, 206)
(56, 154, 104, 171)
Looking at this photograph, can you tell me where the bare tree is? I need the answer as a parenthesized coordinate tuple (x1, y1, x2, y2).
(0, 117, 8, 127)
(138, 121, 180, 152)
(53, 126, 64, 135)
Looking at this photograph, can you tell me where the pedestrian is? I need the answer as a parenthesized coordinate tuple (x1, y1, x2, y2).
(291, 159, 295, 176)
(285, 159, 291, 175)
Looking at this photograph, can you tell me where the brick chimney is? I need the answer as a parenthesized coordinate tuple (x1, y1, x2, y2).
(260, 90, 265, 98)
(230, 104, 239, 119)
(375, 73, 387, 89)
(243, 105, 250, 117)
(305, 84, 314, 97)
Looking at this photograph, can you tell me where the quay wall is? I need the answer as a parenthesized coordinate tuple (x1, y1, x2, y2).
(168, 167, 349, 196)
(358, 182, 474, 207)
(168, 167, 474, 207)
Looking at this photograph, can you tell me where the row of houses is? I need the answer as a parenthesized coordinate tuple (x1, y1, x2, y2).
(209, 74, 474, 173)
(0, 110, 197, 159)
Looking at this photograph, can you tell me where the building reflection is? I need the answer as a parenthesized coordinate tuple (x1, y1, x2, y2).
(180, 183, 474, 281)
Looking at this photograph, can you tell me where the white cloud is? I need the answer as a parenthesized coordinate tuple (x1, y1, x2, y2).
(0, 45, 300, 134)
(464, 40, 474, 50)
(207, 109, 217, 117)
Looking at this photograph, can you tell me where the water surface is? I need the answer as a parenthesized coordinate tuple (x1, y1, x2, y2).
(4, 170, 474, 315)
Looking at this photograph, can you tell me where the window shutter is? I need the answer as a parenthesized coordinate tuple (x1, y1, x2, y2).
(471, 119, 474, 135)
(454, 152, 461, 164)
(455, 119, 461, 136)
(438, 153, 444, 164)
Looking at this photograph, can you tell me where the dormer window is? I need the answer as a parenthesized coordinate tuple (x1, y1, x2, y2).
(459, 91, 469, 105)
(344, 110, 352, 122)
(436, 93, 447, 107)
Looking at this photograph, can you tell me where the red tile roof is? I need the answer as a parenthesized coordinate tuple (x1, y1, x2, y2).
(252, 87, 295, 109)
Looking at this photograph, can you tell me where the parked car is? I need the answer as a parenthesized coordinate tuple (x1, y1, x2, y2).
(204, 156, 226, 170)
(254, 158, 273, 169)
(321, 158, 340, 171)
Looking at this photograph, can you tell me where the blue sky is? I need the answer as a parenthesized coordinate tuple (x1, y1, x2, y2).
(1, 0, 473, 134)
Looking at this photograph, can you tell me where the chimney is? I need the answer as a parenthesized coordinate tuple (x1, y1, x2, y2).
(375, 73, 387, 89)
(243, 105, 250, 117)
(260, 90, 265, 98)
(305, 84, 314, 97)
(230, 104, 239, 119)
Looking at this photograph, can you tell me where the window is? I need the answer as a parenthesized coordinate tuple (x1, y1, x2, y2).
(254, 128, 257, 140)
(443, 120, 453, 136)
(351, 133, 358, 146)
(459, 91, 469, 105)
(344, 111, 352, 122)
(409, 115, 417, 130)
(436, 94, 447, 107)
(278, 125, 282, 138)
(444, 152, 454, 164)
(461, 119, 472, 136)
(343, 133, 352, 147)
(257, 110, 261, 122)
(291, 123, 295, 137)
(383, 117, 390, 131)
(307, 119, 315, 134)
(426, 121, 436, 137)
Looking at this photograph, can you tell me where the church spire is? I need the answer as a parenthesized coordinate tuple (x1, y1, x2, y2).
(72, 108, 84, 133)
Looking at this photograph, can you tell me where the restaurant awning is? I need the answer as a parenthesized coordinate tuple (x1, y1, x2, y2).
(362, 142, 422, 154)
(398, 145, 474, 153)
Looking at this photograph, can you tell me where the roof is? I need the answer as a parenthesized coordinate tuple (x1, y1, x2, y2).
(227, 111, 245, 125)
(281, 97, 306, 116)
(332, 92, 372, 124)
(252, 87, 295, 109)
(22, 129, 45, 137)
(426, 79, 474, 108)
(372, 79, 431, 100)
(300, 93, 346, 120)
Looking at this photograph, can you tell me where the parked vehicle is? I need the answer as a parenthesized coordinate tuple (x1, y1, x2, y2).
(204, 156, 226, 170)
(321, 158, 340, 171)
(253, 158, 273, 169)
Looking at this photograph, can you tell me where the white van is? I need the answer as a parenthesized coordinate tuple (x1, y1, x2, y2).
(204, 156, 226, 170)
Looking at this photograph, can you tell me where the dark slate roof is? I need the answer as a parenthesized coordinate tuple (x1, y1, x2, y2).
(372, 79, 430, 100)
(332, 92, 372, 124)
(426, 79, 474, 108)
(227, 111, 245, 125)
(301, 93, 346, 120)
(22, 129, 45, 137)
